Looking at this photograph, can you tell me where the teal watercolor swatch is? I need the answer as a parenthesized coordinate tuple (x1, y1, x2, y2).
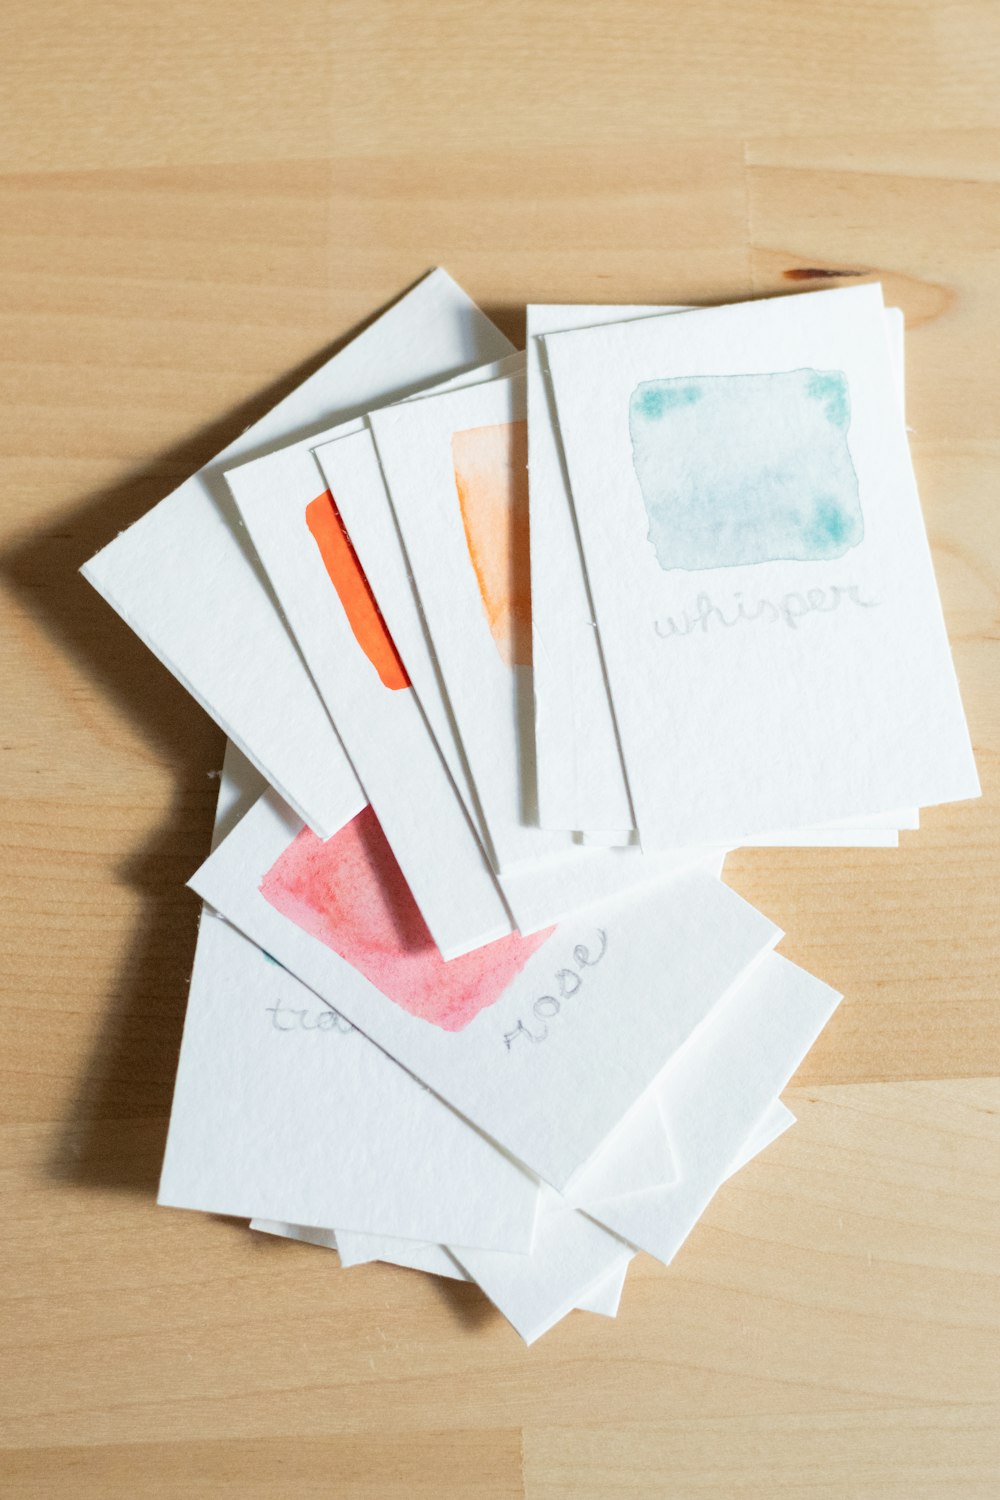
(628, 369, 863, 571)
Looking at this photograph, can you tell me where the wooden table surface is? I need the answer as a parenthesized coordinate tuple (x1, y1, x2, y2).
(3, 3, 999, 1495)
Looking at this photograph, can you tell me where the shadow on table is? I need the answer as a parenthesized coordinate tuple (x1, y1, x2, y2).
(1, 286, 489, 1197)
(428, 1271, 502, 1332)
(226, 1216, 502, 1330)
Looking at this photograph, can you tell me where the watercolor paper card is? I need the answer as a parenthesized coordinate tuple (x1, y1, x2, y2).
(228, 424, 512, 960)
(159, 749, 539, 1249)
(82, 269, 514, 837)
(369, 372, 571, 872)
(259, 1095, 794, 1327)
(576, 1261, 630, 1317)
(746, 825, 897, 846)
(161, 854, 538, 1258)
(442, 1043, 800, 1342)
(368, 373, 721, 892)
(314, 425, 721, 938)
(312, 427, 491, 848)
(449, 1090, 798, 1341)
(529, 304, 681, 835)
(221, 727, 783, 1203)
(545, 284, 979, 847)
(452, 1186, 635, 1345)
(361, 1236, 621, 1315)
(198, 751, 787, 1338)
(189, 787, 781, 1190)
(416, 1106, 792, 1331)
(726, 1100, 796, 1174)
(586, 952, 841, 1264)
(530, 302, 916, 846)
(564, 1086, 676, 1206)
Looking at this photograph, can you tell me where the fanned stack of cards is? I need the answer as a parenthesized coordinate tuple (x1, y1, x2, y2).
(83, 270, 979, 1343)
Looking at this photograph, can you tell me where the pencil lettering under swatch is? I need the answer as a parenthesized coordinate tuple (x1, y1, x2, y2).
(265, 1000, 355, 1034)
(504, 930, 609, 1050)
(653, 583, 880, 639)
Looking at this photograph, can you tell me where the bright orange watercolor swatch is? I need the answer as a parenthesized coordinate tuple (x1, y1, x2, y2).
(305, 490, 409, 691)
(451, 419, 532, 668)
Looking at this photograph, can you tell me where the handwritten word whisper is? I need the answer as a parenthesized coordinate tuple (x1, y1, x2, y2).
(504, 930, 608, 1051)
(266, 1000, 354, 1034)
(653, 583, 879, 639)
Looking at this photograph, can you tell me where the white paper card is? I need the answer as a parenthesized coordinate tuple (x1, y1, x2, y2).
(156, 913, 524, 1249)
(159, 747, 538, 1250)
(314, 426, 492, 845)
(452, 956, 820, 1343)
(727, 1099, 796, 1176)
(190, 788, 781, 1190)
(529, 302, 912, 844)
(544, 284, 979, 846)
(529, 304, 681, 834)
(251, 1095, 795, 1335)
(451, 1186, 634, 1345)
(82, 269, 514, 836)
(450, 1086, 798, 1342)
(588, 951, 841, 1263)
(445, 950, 816, 1343)
(576, 1261, 630, 1318)
(565, 1085, 676, 1206)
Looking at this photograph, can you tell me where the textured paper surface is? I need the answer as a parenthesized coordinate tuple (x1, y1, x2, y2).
(250, 1093, 796, 1334)
(545, 284, 979, 847)
(81, 270, 514, 837)
(588, 952, 841, 1263)
(564, 1086, 676, 1206)
(446, 1097, 794, 1342)
(452, 1186, 634, 1344)
(575, 1261, 631, 1317)
(447, 966, 809, 1342)
(726, 1100, 796, 1174)
(159, 746, 539, 1250)
(190, 789, 780, 1190)
(529, 304, 680, 834)
(530, 302, 916, 847)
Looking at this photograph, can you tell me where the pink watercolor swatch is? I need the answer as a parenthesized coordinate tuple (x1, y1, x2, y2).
(259, 806, 552, 1032)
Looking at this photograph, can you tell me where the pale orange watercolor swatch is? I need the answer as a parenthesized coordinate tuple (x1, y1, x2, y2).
(305, 490, 409, 691)
(452, 419, 532, 668)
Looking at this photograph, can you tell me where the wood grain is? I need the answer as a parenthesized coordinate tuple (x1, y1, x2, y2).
(1, 3, 998, 1494)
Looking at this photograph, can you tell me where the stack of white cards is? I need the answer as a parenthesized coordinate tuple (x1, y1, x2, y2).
(82, 270, 978, 1343)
